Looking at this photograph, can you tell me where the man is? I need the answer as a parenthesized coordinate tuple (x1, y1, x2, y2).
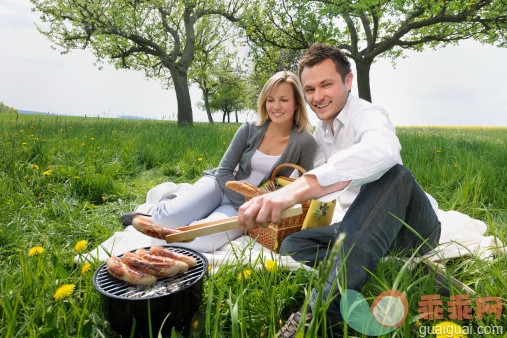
(237, 43, 442, 336)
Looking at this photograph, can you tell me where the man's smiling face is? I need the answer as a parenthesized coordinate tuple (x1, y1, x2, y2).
(300, 58, 353, 126)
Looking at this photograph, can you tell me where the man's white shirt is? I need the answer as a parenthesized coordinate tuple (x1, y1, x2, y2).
(305, 94, 403, 211)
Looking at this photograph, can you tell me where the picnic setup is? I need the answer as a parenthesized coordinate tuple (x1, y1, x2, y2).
(78, 163, 505, 336)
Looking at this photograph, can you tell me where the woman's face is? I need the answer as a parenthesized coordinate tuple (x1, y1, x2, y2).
(265, 82, 297, 126)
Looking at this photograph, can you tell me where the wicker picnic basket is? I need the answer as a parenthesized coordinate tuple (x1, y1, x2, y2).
(246, 163, 311, 253)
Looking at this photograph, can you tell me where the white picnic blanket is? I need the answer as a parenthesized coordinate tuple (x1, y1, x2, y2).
(76, 206, 505, 271)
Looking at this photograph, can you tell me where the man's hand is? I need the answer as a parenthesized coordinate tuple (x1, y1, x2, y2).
(237, 187, 296, 229)
(237, 174, 351, 230)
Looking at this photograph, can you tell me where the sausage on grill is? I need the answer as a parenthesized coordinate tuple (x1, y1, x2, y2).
(106, 256, 157, 286)
(135, 248, 189, 273)
(150, 245, 197, 268)
(122, 252, 180, 277)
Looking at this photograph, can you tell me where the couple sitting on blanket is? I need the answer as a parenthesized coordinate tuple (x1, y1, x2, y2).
(120, 43, 453, 337)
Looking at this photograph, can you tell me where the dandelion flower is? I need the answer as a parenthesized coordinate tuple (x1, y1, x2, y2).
(75, 240, 88, 253)
(192, 320, 199, 329)
(74, 176, 80, 179)
(42, 169, 52, 176)
(433, 321, 466, 338)
(265, 260, 276, 272)
(198, 158, 203, 161)
(237, 269, 252, 281)
(22, 142, 27, 146)
(53, 284, 75, 300)
(81, 142, 85, 146)
(28, 246, 44, 256)
(90, 137, 95, 141)
(436, 150, 441, 153)
(30, 164, 39, 170)
(81, 263, 92, 275)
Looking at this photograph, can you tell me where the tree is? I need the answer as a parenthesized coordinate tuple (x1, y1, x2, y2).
(189, 15, 242, 124)
(31, 0, 246, 126)
(242, 0, 506, 102)
(208, 66, 247, 122)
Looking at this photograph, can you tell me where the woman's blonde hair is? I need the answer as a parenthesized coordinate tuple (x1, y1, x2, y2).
(256, 70, 311, 133)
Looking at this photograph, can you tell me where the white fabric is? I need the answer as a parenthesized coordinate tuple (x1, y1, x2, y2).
(75, 206, 504, 270)
(329, 206, 505, 260)
(307, 94, 402, 210)
(241, 150, 280, 187)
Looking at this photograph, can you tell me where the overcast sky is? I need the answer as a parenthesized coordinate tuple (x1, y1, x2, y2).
(1, 0, 506, 127)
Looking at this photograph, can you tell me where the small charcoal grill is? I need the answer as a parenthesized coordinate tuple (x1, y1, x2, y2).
(93, 245, 208, 337)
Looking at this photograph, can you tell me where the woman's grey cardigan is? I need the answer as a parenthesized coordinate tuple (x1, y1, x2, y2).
(205, 121, 317, 210)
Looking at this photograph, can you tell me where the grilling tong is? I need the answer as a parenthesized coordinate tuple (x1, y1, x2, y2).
(164, 204, 303, 243)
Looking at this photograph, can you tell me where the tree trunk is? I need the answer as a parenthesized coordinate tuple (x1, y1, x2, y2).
(227, 112, 230, 123)
(355, 59, 373, 103)
(235, 111, 238, 123)
(169, 66, 193, 126)
(222, 111, 226, 123)
(202, 90, 214, 124)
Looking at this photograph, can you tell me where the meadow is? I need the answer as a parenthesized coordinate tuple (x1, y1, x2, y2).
(0, 113, 505, 337)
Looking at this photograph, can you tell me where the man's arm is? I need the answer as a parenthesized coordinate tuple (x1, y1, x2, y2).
(237, 174, 350, 229)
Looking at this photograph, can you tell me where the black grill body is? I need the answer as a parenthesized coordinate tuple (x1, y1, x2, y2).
(93, 245, 208, 337)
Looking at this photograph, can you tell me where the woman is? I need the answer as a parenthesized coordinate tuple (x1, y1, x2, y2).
(120, 71, 317, 252)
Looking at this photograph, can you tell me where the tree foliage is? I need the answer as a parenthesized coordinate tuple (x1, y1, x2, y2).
(208, 65, 248, 123)
(189, 15, 244, 124)
(242, 0, 507, 102)
(0, 102, 19, 115)
(31, 0, 246, 126)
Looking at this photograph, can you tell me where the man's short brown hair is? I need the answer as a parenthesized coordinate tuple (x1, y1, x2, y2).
(298, 43, 352, 82)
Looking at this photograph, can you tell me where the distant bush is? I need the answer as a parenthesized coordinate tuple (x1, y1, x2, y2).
(0, 102, 19, 114)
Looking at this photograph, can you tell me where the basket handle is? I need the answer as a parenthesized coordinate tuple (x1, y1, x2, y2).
(270, 163, 307, 184)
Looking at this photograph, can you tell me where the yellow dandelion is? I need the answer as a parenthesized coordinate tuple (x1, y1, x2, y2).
(42, 169, 52, 176)
(237, 269, 252, 281)
(28, 246, 44, 256)
(436, 150, 441, 153)
(453, 164, 458, 167)
(73, 176, 80, 179)
(20, 129, 24, 133)
(223, 142, 226, 145)
(30, 164, 39, 170)
(433, 321, 466, 338)
(192, 320, 199, 329)
(75, 240, 88, 253)
(198, 158, 203, 161)
(81, 263, 92, 275)
(208, 266, 212, 271)
(22, 142, 27, 146)
(53, 284, 75, 300)
(81, 142, 85, 146)
(101, 196, 106, 201)
(90, 137, 95, 141)
(265, 260, 276, 272)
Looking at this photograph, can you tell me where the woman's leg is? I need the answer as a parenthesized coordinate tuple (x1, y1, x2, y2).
(173, 203, 242, 253)
(151, 176, 223, 228)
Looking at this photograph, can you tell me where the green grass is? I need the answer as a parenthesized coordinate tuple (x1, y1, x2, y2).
(0, 113, 505, 337)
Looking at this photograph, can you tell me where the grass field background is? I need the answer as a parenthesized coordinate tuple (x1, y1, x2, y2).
(0, 113, 505, 337)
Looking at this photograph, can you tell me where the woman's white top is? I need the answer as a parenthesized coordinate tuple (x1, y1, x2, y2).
(241, 150, 280, 187)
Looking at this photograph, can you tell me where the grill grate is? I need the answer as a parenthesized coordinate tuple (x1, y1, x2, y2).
(93, 246, 207, 300)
